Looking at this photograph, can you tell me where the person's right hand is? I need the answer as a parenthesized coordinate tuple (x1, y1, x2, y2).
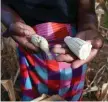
(3, 22, 39, 52)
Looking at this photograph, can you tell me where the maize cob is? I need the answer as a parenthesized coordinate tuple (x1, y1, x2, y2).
(64, 36, 92, 60)
(31, 34, 53, 59)
(31, 34, 49, 52)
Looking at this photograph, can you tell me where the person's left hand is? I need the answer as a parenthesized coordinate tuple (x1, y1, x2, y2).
(52, 30, 104, 68)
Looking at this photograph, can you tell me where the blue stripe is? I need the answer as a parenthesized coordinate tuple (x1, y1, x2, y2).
(34, 66, 48, 80)
(24, 57, 29, 67)
(25, 77, 32, 89)
(33, 52, 44, 60)
(59, 87, 70, 96)
(82, 64, 87, 74)
(77, 81, 84, 90)
(22, 95, 33, 101)
(72, 91, 82, 101)
(60, 67, 72, 80)
(72, 81, 85, 91)
(38, 83, 48, 94)
(66, 91, 82, 101)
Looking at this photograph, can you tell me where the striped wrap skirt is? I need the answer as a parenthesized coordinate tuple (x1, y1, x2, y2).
(17, 22, 87, 101)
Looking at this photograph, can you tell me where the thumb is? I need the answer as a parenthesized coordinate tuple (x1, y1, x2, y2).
(90, 37, 103, 49)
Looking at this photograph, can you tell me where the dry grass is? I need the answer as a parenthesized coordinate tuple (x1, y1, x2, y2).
(1, 24, 20, 101)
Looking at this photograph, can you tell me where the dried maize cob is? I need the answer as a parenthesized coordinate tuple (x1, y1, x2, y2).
(31, 34, 49, 53)
(64, 36, 92, 60)
(31, 34, 53, 59)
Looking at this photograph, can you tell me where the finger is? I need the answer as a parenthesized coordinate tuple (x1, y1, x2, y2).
(24, 42, 40, 53)
(91, 37, 103, 49)
(76, 31, 103, 49)
(71, 49, 98, 69)
(14, 22, 33, 32)
(20, 29, 34, 36)
(11, 35, 39, 52)
(56, 54, 75, 62)
(52, 47, 69, 54)
(9, 23, 25, 36)
(10, 22, 36, 36)
(19, 23, 36, 35)
(53, 44, 62, 48)
(18, 22, 35, 33)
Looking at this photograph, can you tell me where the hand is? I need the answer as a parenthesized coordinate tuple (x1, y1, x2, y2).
(52, 30, 104, 68)
(71, 30, 103, 68)
(3, 22, 39, 52)
(52, 44, 77, 62)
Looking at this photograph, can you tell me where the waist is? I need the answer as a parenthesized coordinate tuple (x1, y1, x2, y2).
(32, 22, 73, 42)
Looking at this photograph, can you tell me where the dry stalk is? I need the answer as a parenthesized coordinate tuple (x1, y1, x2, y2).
(84, 65, 106, 94)
(97, 66, 106, 84)
(83, 86, 98, 95)
(13, 68, 20, 85)
(1, 80, 16, 101)
(89, 65, 106, 87)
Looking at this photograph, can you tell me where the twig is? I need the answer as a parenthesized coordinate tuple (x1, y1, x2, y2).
(31, 94, 50, 102)
(97, 67, 106, 84)
(99, 26, 108, 31)
(89, 65, 106, 87)
(102, 82, 108, 101)
(1, 80, 16, 101)
(97, 77, 103, 85)
(83, 86, 98, 95)
(84, 65, 106, 93)
(14, 68, 20, 85)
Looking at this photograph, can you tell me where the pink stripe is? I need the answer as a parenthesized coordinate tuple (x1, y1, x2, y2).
(33, 23, 72, 42)
(36, 23, 53, 35)
(35, 23, 55, 40)
(42, 76, 85, 90)
(59, 62, 71, 70)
